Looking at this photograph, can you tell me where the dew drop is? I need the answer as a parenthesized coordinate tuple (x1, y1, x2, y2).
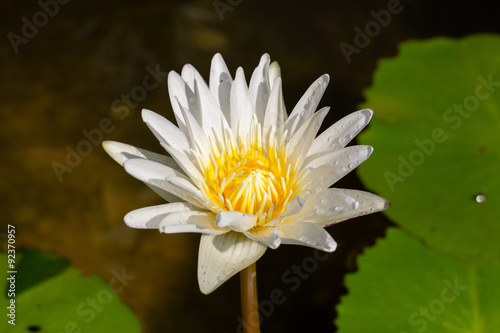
(348, 163, 355, 169)
(188, 97, 196, 105)
(475, 194, 486, 203)
(316, 208, 325, 215)
(308, 96, 313, 102)
(328, 135, 336, 142)
(338, 137, 346, 144)
(321, 199, 328, 205)
(334, 206, 342, 211)
(300, 110, 306, 117)
(313, 204, 319, 210)
(357, 125, 362, 130)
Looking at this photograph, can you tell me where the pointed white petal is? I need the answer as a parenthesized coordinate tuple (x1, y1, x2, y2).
(265, 195, 306, 227)
(230, 67, 255, 141)
(194, 70, 230, 137)
(124, 202, 200, 229)
(198, 232, 267, 294)
(286, 107, 329, 164)
(215, 211, 257, 232)
(181, 63, 196, 91)
(102, 141, 181, 172)
(268, 61, 281, 91)
(167, 71, 190, 132)
(175, 99, 211, 154)
(263, 77, 285, 144)
(306, 109, 373, 160)
(310, 189, 390, 227)
(249, 54, 271, 124)
(244, 226, 281, 249)
(160, 143, 204, 181)
(142, 109, 190, 153)
(297, 165, 339, 199)
(278, 222, 337, 252)
(209, 53, 233, 123)
(163, 176, 208, 208)
(123, 159, 206, 208)
(284, 74, 330, 140)
(281, 188, 358, 224)
(159, 211, 228, 235)
(303, 145, 373, 177)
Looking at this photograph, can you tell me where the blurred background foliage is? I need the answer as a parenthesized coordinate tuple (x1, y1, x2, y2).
(1, 0, 500, 332)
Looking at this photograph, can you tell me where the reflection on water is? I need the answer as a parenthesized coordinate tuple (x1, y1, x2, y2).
(2, 0, 495, 331)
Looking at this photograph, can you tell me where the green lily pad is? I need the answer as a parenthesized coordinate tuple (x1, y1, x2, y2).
(357, 34, 500, 265)
(1, 249, 141, 332)
(336, 228, 500, 332)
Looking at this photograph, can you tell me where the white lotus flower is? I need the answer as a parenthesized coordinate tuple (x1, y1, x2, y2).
(103, 53, 389, 294)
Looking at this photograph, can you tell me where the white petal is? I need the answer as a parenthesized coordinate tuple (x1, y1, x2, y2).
(209, 53, 233, 123)
(306, 109, 373, 161)
(194, 70, 230, 137)
(181, 63, 196, 91)
(265, 195, 306, 227)
(230, 67, 255, 141)
(297, 165, 339, 199)
(215, 211, 257, 232)
(160, 143, 204, 181)
(249, 54, 271, 124)
(281, 188, 357, 224)
(142, 109, 190, 153)
(286, 107, 329, 164)
(310, 189, 390, 227)
(302, 145, 373, 176)
(244, 226, 281, 249)
(102, 141, 181, 172)
(124, 159, 206, 208)
(268, 61, 281, 91)
(160, 211, 228, 235)
(175, 99, 211, 155)
(278, 222, 337, 252)
(167, 71, 190, 132)
(263, 77, 285, 144)
(163, 176, 208, 208)
(124, 202, 200, 229)
(284, 74, 330, 140)
(198, 232, 267, 294)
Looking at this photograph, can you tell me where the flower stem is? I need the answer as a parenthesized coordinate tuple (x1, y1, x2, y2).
(240, 263, 261, 333)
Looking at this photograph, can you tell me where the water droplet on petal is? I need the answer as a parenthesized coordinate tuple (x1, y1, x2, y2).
(314, 204, 319, 210)
(188, 97, 196, 105)
(300, 110, 306, 117)
(334, 206, 342, 211)
(328, 136, 336, 142)
(348, 163, 355, 169)
(338, 137, 346, 144)
(316, 208, 325, 215)
(321, 199, 328, 205)
(475, 194, 486, 203)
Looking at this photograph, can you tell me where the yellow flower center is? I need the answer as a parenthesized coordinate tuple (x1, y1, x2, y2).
(199, 125, 300, 225)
